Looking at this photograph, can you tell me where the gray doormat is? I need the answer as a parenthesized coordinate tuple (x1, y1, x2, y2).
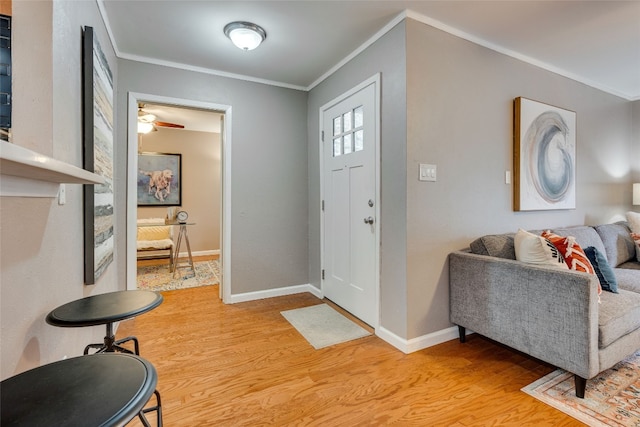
(281, 304, 371, 349)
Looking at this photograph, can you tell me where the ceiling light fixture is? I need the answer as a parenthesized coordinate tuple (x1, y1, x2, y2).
(137, 122, 154, 134)
(224, 21, 266, 51)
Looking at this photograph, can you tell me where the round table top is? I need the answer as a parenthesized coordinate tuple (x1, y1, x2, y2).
(46, 290, 163, 327)
(1, 353, 157, 427)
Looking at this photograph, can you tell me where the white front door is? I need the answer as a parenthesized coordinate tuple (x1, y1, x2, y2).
(321, 79, 378, 327)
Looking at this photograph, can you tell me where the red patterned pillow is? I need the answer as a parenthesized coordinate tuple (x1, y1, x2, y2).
(632, 233, 640, 262)
(541, 231, 595, 274)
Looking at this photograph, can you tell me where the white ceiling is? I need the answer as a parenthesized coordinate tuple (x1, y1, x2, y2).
(101, 0, 640, 102)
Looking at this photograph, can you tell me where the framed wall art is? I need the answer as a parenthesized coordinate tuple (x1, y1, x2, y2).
(513, 97, 576, 211)
(83, 26, 114, 284)
(137, 152, 182, 206)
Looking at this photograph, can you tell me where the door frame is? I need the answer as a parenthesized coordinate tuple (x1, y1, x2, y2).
(126, 92, 233, 302)
(318, 74, 381, 328)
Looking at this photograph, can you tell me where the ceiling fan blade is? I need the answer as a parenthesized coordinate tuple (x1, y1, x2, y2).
(154, 121, 185, 129)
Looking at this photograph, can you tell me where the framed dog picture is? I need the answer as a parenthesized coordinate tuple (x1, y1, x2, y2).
(137, 152, 182, 206)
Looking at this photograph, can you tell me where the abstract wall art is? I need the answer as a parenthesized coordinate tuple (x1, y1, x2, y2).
(514, 97, 576, 211)
(83, 26, 114, 284)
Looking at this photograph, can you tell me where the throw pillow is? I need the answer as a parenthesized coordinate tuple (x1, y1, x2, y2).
(514, 229, 568, 269)
(627, 211, 640, 233)
(541, 230, 595, 274)
(628, 212, 640, 262)
(584, 246, 618, 293)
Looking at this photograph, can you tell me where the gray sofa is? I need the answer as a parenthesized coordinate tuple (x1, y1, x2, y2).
(449, 221, 640, 398)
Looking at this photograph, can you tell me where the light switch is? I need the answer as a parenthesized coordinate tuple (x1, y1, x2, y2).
(58, 184, 66, 205)
(419, 164, 437, 182)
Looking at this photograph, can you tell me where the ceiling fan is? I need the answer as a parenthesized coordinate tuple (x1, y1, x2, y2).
(137, 104, 185, 134)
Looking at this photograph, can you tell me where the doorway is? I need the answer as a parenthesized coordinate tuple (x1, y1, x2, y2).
(126, 93, 232, 302)
(320, 75, 380, 327)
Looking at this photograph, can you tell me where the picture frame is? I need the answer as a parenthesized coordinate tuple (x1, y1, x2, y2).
(83, 26, 114, 285)
(137, 152, 182, 206)
(513, 97, 576, 211)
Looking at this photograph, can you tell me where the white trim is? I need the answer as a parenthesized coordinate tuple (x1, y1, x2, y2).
(126, 93, 232, 300)
(99, 2, 636, 100)
(376, 326, 469, 354)
(307, 12, 406, 91)
(120, 53, 307, 92)
(227, 284, 322, 304)
(175, 249, 220, 258)
(319, 73, 381, 329)
(405, 10, 635, 101)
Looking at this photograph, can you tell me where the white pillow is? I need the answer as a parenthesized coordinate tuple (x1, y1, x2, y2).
(626, 212, 640, 262)
(627, 211, 640, 233)
(514, 229, 568, 269)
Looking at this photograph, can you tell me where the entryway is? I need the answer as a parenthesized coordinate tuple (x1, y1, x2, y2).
(126, 93, 232, 301)
(320, 75, 380, 327)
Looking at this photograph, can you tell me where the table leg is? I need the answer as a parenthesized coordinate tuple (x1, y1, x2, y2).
(172, 224, 195, 278)
(83, 322, 139, 355)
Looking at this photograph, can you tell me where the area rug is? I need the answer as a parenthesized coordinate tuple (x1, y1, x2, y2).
(137, 260, 219, 291)
(281, 304, 371, 349)
(522, 351, 640, 426)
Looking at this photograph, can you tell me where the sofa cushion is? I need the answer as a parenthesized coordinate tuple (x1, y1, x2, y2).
(614, 267, 640, 293)
(542, 230, 594, 274)
(594, 222, 635, 267)
(598, 289, 640, 348)
(550, 226, 607, 256)
(514, 229, 568, 269)
(469, 234, 516, 259)
(584, 246, 617, 293)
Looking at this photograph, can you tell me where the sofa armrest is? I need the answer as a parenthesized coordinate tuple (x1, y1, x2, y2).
(449, 250, 600, 379)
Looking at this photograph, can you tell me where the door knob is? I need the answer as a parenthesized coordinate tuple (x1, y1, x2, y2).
(364, 216, 374, 225)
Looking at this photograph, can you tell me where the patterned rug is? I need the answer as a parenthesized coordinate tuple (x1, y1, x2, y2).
(137, 260, 219, 291)
(522, 351, 640, 426)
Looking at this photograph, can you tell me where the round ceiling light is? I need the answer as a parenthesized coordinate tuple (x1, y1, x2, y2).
(224, 21, 266, 51)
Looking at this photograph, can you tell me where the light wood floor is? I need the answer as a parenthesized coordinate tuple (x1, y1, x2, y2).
(120, 273, 583, 426)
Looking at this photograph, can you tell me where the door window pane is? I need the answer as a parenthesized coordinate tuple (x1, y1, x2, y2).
(333, 116, 341, 136)
(354, 130, 364, 152)
(354, 106, 363, 128)
(343, 133, 353, 154)
(333, 137, 342, 157)
(343, 111, 352, 132)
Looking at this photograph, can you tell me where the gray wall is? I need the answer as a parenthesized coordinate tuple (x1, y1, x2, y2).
(308, 18, 636, 343)
(1, 0, 120, 378)
(118, 61, 309, 294)
(633, 100, 640, 184)
(404, 19, 635, 338)
(308, 22, 409, 337)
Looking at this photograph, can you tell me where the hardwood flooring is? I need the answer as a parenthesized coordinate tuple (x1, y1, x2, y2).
(119, 280, 583, 426)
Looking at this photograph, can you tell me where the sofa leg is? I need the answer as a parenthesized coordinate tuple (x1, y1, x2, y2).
(458, 325, 466, 343)
(574, 375, 587, 398)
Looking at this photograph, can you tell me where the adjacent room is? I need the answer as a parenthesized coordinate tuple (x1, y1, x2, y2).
(1, 0, 639, 425)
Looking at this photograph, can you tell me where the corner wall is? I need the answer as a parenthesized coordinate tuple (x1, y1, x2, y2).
(1, 0, 120, 378)
(308, 21, 409, 337)
(118, 60, 309, 295)
(405, 18, 635, 339)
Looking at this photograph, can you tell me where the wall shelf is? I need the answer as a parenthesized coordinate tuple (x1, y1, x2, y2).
(0, 140, 104, 197)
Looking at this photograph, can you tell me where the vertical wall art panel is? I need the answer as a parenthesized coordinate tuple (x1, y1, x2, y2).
(83, 26, 114, 284)
(514, 97, 576, 211)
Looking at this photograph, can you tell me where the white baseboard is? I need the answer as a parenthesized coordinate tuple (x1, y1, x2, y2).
(182, 249, 220, 258)
(376, 325, 467, 354)
(228, 283, 323, 304)
(227, 284, 469, 354)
